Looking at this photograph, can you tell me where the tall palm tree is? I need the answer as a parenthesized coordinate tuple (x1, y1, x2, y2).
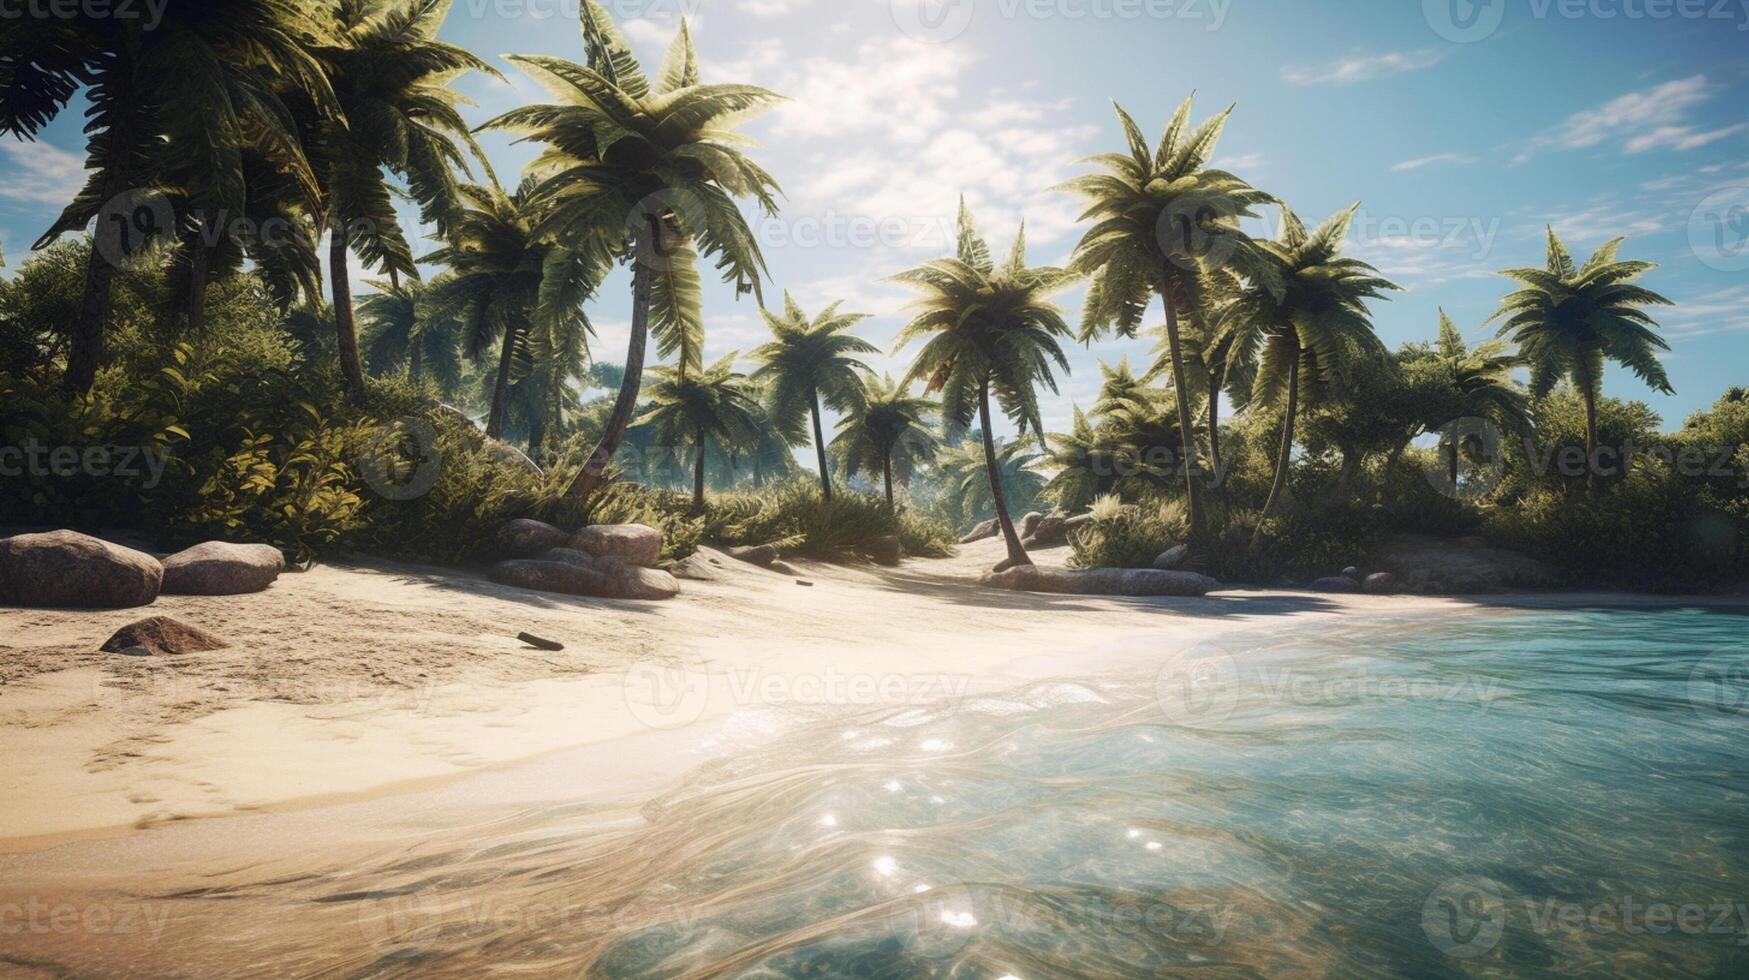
(1062, 95, 1277, 547)
(1488, 228, 1673, 487)
(636, 354, 765, 512)
(306, 0, 498, 404)
(487, 6, 783, 501)
(1426, 309, 1530, 488)
(750, 293, 878, 502)
(893, 203, 1076, 569)
(359, 276, 466, 394)
(1219, 206, 1398, 546)
(1, 0, 336, 392)
(1150, 269, 1250, 484)
(830, 375, 941, 512)
(425, 180, 601, 439)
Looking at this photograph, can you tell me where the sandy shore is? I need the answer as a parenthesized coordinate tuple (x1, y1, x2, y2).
(0, 537, 1669, 852)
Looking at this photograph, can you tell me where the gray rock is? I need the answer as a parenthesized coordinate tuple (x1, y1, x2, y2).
(863, 535, 904, 566)
(569, 524, 663, 568)
(491, 552, 679, 601)
(1309, 576, 1362, 594)
(981, 564, 1218, 597)
(1363, 572, 1397, 595)
(1152, 545, 1190, 571)
(1018, 512, 1046, 538)
(726, 544, 780, 567)
(958, 519, 999, 544)
(1021, 515, 1070, 549)
(100, 616, 228, 656)
(669, 547, 730, 582)
(161, 541, 285, 595)
(0, 530, 162, 609)
(499, 519, 570, 558)
(1341, 566, 1361, 581)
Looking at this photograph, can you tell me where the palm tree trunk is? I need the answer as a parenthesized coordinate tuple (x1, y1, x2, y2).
(1581, 377, 1600, 494)
(181, 225, 211, 334)
(567, 226, 654, 500)
(810, 386, 833, 503)
(884, 451, 896, 514)
(330, 230, 367, 406)
(1448, 442, 1460, 490)
(1206, 385, 1225, 503)
(1253, 350, 1299, 550)
(486, 323, 516, 440)
(1160, 290, 1206, 546)
(693, 431, 708, 513)
(981, 381, 1031, 569)
(64, 233, 117, 393)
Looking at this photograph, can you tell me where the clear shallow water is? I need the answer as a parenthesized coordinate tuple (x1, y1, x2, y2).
(13, 606, 1748, 978)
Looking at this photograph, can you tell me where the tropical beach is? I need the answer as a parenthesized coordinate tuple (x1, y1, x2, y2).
(4, 0, 1749, 976)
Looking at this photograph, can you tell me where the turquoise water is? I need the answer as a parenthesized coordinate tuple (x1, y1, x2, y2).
(565, 607, 1749, 978)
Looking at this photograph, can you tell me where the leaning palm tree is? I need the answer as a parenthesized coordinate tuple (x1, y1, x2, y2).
(306, 0, 499, 404)
(1488, 228, 1673, 488)
(425, 180, 601, 439)
(830, 375, 941, 512)
(1220, 206, 1398, 546)
(1062, 95, 1277, 547)
(893, 203, 1076, 569)
(1427, 309, 1530, 488)
(1151, 269, 1250, 483)
(636, 354, 765, 512)
(487, 6, 784, 501)
(750, 293, 878, 502)
(1, 0, 336, 392)
(359, 277, 466, 394)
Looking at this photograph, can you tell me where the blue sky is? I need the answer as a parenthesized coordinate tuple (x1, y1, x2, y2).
(3, 0, 1746, 438)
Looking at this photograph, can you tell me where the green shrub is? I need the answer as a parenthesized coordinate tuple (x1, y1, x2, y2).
(1068, 496, 1189, 570)
(681, 478, 954, 561)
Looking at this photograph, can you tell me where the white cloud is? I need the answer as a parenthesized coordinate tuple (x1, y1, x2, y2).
(1281, 50, 1444, 87)
(1514, 75, 1741, 163)
(0, 139, 89, 205)
(1391, 152, 1475, 172)
(1211, 152, 1266, 173)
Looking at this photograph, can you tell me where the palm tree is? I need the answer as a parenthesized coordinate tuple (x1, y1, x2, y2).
(359, 277, 465, 394)
(1041, 407, 1121, 513)
(1, 0, 336, 392)
(1426, 309, 1530, 488)
(933, 437, 1048, 531)
(305, 0, 498, 404)
(893, 203, 1076, 569)
(425, 180, 601, 440)
(830, 375, 941, 512)
(1488, 228, 1673, 488)
(487, 6, 784, 501)
(1219, 206, 1398, 546)
(1150, 269, 1250, 484)
(1062, 95, 1277, 547)
(750, 293, 878, 502)
(636, 354, 765, 512)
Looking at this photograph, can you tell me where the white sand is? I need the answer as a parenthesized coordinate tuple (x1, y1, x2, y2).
(0, 539, 1471, 852)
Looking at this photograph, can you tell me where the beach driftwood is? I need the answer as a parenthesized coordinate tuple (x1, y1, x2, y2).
(516, 632, 565, 651)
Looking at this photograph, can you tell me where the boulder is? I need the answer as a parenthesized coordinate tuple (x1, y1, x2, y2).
(958, 519, 998, 544)
(1308, 576, 1362, 594)
(0, 530, 162, 609)
(1341, 566, 1361, 581)
(569, 524, 663, 568)
(1366, 533, 1562, 595)
(1152, 545, 1190, 571)
(863, 535, 904, 566)
(100, 616, 228, 656)
(1021, 514, 1070, 549)
(161, 541, 285, 595)
(490, 552, 679, 601)
(1363, 572, 1398, 595)
(499, 519, 570, 558)
(981, 564, 1218, 597)
(726, 544, 780, 567)
(1018, 512, 1046, 538)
